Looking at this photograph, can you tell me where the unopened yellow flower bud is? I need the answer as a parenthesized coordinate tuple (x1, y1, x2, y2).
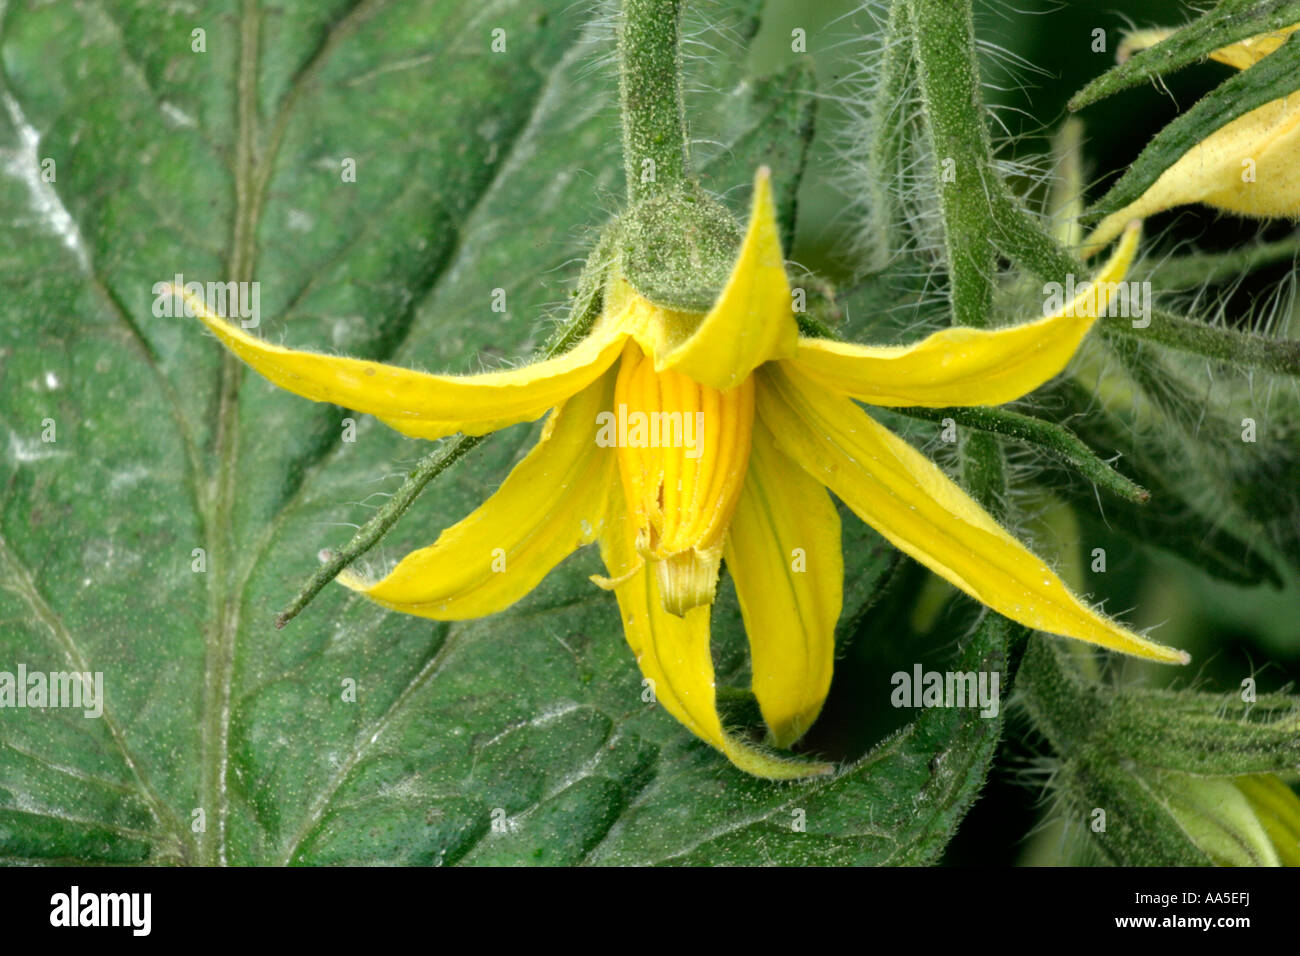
(1082, 24, 1300, 257)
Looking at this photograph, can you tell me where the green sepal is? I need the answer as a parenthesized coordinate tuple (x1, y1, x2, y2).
(1056, 756, 1214, 866)
(1102, 688, 1300, 776)
(619, 182, 742, 312)
(1069, 0, 1300, 111)
(1021, 638, 1300, 864)
(1086, 30, 1300, 221)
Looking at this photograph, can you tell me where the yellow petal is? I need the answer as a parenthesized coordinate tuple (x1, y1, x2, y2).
(609, 341, 755, 615)
(640, 167, 798, 390)
(758, 362, 1190, 664)
(337, 372, 615, 618)
(178, 283, 625, 440)
(1081, 97, 1300, 257)
(794, 223, 1140, 407)
(1210, 26, 1300, 69)
(724, 419, 842, 749)
(598, 504, 834, 780)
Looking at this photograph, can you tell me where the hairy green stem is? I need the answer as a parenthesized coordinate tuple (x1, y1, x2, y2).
(909, 0, 996, 331)
(1105, 309, 1300, 376)
(959, 432, 1007, 512)
(908, 0, 1024, 679)
(860, 0, 915, 270)
(892, 405, 1149, 503)
(619, 0, 689, 203)
(990, 191, 1300, 376)
(1017, 637, 1093, 754)
(274, 435, 484, 629)
(1142, 232, 1300, 289)
(909, 0, 1008, 510)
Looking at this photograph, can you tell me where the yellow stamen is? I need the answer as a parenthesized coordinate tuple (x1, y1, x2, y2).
(610, 341, 754, 616)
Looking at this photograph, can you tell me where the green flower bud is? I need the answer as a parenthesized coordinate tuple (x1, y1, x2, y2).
(1141, 770, 1299, 867)
(620, 183, 742, 312)
(1236, 774, 1300, 866)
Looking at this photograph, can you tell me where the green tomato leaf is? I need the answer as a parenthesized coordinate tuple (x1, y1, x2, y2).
(0, 0, 998, 866)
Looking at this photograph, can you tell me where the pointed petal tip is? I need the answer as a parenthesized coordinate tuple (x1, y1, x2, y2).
(1134, 643, 1191, 665)
(724, 739, 836, 781)
(1079, 216, 1141, 262)
(1100, 219, 1142, 280)
(800, 760, 837, 779)
(653, 167, 797, 387)
(1091, 628, 1190, 666)
(1108, 617, 1189, 665)
(173, 282, 212, 324)
(1078, 213, 1141, 265)
(335, 567, 372, 594)
(744, 166, 780, 245)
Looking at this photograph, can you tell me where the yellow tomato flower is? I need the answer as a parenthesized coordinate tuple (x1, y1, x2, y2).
(1082, 24, 1300, 258)
(183, 168, 1188, 780)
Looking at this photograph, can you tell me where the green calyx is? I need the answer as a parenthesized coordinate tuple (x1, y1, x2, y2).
(617, 182, 743, 313)
(613, 0, 743, 314)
